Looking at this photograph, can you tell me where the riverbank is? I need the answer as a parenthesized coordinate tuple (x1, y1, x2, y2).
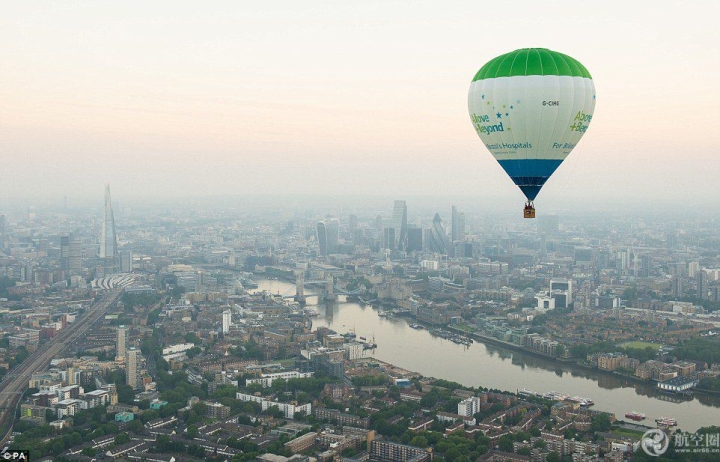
(254, 277, 720, 432)
(423, 321, 720, 399)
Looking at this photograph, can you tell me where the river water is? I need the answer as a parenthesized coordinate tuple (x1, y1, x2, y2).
(252, 278, 720, 432)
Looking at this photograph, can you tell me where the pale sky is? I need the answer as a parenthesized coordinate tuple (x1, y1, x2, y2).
(1, 1, 719, 209)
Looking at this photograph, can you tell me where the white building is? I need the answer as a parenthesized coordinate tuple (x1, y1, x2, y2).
(126, 348, 139, 390)
(55, 399, 83, 418)
(457, 396, 483, 417)
(236, 392, 311, 419)
(261, 400, 311, 419)
(162, 343, 195, 361)
(116, 325, 127, 362)
(245, 371, 314, 388)
(222, 309, 232, 333)
(343, 342, 366, 361)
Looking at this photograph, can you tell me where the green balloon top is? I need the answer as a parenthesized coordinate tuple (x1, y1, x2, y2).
(472, 48, 592, 81)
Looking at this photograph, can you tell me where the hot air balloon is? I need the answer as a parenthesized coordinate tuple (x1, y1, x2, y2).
(468, 48, 596, 218)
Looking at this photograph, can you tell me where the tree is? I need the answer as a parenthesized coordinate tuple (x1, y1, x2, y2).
(410, 436, 428, 447)
(497, 435, 514, 452)
(117, 384, 135, 404)
(546, 451, 560, 462)
(591, 413, 612, 432)
(128, 419, 144, 433)
(187, 424, 199, 439)
(114, 432, 130, 445)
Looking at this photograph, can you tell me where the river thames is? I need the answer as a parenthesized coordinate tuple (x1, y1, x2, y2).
(252, 278, 720, 432)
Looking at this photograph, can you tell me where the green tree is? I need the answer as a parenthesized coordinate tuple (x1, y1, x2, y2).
(497, 435, 514, 452)
(410, 436, 428, 447)
(115, 433, 130, 445)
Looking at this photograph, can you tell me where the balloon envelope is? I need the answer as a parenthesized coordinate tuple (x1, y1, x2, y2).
(468, 48, 596, 201)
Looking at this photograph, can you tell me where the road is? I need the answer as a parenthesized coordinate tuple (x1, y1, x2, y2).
(0, 289, 123, 443)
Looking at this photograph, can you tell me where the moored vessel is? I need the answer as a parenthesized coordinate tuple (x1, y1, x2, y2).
(625, 411, 646, 421)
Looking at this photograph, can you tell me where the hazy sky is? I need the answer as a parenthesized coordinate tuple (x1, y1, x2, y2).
(2, 1, 719, 209)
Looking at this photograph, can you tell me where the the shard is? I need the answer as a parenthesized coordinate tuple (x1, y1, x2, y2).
(99, 184, 120, 276)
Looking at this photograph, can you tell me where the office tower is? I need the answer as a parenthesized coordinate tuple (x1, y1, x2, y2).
(68, 236, 82, 273)
(126, 348, 138, 389)
(454, 242, 473, 258)
(99, 185, 120, 275)
(348, 214, 358, 234)
(391, 200, 408, 251)
(406, 226, 423, 252)
(120, 250, 133, 273)
(116, 325, 127, 362)
(451, 206, 465, 243)
(671, 276, 683, 297)
(550, 279, 573, 308)
(697, 271, 706, 300)
(60, 235, 70, 271)
(316, 219, 339, 256)
(639, 254, 652, 278)
(222, 310, 232, 333)
(382, 227, 396, 251)
(427, 213, 448, 255)
(375, 215, 383, 232)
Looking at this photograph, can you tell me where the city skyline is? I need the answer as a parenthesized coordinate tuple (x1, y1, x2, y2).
(1, 1, 719, 209)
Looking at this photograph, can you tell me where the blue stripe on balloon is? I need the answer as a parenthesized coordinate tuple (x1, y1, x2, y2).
(497, 159, 564, 201)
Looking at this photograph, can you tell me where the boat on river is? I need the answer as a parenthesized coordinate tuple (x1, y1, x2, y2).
(625, 411, 646, 421)
(656, 416, 677, 427)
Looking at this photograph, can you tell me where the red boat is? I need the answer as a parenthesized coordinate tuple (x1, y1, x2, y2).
(625, 411, 646, 421)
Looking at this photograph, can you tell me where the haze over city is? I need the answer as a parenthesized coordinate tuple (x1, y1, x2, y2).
(3, 3, 720, 460)
(2, 1, 719, 210)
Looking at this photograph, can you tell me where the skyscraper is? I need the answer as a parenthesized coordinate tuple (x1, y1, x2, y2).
(68, 236, 82, 273)
(382, 227, 396, 251)
(428, 213, 448, 255)
(120, 250, 133, 273)
(348, 214, 358, 234)
(406, 226, 423, 252)
(99, 185, 120, 276)
(60, 235, 71, 271)
(451, 206, 465, 243)
(116, 325, 127, 362)
(316, 219, 339, 256)
(391, 200, 408, 251)
(126, 347, 138, 389)
(222, 310, 232, 333)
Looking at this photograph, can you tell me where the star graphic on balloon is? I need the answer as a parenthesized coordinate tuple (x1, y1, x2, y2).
(486, 101, 491, 106)
(510, 105, 514, 109)
(516, 99, 521, 104)
(482, 94, 485, 99)
(505, 113, 509, 116)
(496, 112, 502, 119)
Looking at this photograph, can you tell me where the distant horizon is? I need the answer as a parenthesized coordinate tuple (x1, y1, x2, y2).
(2, 1, 718, 209)
(0, 190, 716, 221)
